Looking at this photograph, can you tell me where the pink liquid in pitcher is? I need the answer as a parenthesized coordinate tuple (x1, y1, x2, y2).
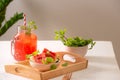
(13, 31, 37, 61)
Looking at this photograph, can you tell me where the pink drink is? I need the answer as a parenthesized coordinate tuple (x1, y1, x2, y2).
(13, 30, 37, 61)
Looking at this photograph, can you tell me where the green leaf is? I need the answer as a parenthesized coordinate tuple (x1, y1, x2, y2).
(46, 57, 54, 63)
(42, 57, 54, 64)
(54, 29, 67, 43)
(54, 29, 95, 49)
(26, 50, 39, 59)
(32, 50, 39, 56)
(62, 62, 68, 67)
(50, 64, 57, 70)
(0, 9, 6, 27)
(22, 21, 37, 35)
(42, 59, 48, 64)
(0, 0, 13, 12)
(20, 25, 26, 30)
(89, 41, 96, 50)
(26, 54, 33, 59)
(0, 12, 23, 36)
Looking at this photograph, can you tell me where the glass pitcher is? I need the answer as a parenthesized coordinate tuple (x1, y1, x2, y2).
(11, 27, 37, 61)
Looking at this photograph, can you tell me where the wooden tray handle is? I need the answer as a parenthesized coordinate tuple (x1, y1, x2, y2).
(5, 64, 42, 80)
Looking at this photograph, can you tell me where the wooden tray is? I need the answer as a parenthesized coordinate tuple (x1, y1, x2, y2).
(4, 52, 88, 80)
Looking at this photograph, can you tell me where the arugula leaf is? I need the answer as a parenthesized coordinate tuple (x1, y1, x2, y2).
(32, 50, 40, 56)
(26, 50, 39, 59)
(26, 54, 33, 59)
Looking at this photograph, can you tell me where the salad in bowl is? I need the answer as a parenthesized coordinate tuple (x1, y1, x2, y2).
(27, 48, 60, 71)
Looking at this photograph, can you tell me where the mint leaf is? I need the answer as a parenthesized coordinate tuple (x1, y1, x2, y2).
(20, 21, 38, 35)
(46, 57, 54, 63)
(50, 64, 57, 70)
(28, 21, 37, 30)
(42, 57, 54, 64)
(54, 29, 95, 49)
(62, 62, 68, 67)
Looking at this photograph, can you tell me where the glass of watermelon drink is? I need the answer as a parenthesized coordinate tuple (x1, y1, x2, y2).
(11, 21, 37, 61)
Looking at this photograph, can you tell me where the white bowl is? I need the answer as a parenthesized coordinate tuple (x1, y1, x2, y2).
(29, 57, 60, 72)
(64, 45, 88, 57)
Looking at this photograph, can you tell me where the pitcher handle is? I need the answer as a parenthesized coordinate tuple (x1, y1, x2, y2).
(11, 39, 14, 56)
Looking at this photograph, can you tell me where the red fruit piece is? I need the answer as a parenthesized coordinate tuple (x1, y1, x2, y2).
(43, 48, 49, 53)
(49, 51, 56, 59)
(34, 54, 43, 63)
(33, 48, 57, 64)
(42, 48, 56, 59)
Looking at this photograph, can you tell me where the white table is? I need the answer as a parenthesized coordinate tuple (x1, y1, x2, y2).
(0, 41, 120, 80)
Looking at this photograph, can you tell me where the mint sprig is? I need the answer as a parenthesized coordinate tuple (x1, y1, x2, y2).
(55, 29, 96, 49)
(20, 21, 37, 35)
